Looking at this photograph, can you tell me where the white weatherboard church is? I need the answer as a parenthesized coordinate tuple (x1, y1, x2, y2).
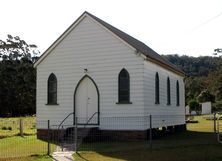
(34, 12, 186, 138)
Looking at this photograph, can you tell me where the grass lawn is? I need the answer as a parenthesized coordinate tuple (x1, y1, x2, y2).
(0, 135, 56, 161)
(75, 145, 222, 161)
(74, 114, 222, 161)
(0, 117, 36, 138)
(0, 155, 52, 161)
(0, 117, 56, 161)
(187, 115, 215, 132)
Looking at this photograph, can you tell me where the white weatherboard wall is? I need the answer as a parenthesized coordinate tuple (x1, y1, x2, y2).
(143, 61, 185, 128)
(36, 15, 145, 130)
(202, 102, 211, 114)
(36, 14, 186, 131)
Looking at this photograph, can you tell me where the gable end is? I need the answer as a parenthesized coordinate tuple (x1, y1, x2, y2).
(34, 11, 184, 77)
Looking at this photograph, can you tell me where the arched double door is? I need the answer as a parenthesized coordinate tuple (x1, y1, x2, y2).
(74, 75, 99, 125)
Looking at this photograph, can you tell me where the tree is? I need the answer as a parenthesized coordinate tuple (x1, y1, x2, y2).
(0, 35, 39, 117)
(185, 77, 205, 105)
(188, 99, 200, 114)
(163, 54, 221, 77)
(206, 59, 222, 101)
(163, 54, 222, 104)
(213, 48, 222, 56)
(0, 35, 39, 61)
(197, 90, 215, 103)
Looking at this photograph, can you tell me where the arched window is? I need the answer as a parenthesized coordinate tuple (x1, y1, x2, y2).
(167, 77, 171, 105)
(47, 73, 57, 104)
(155, 72, 160, 104)
(176, 80, 180, 106)
(118, 69, 130, 103)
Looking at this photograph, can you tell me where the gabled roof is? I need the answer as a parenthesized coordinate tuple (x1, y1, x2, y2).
(34, 11, 184, 76)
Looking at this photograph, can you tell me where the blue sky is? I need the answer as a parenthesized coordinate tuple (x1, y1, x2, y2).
(1, 0, 222, 57)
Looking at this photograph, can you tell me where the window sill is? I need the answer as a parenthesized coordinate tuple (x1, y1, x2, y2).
(45, 103, 59, 105)
(116, 102, 132, 104)
(155, 102, 160, 105)
(167, 103, 171, 106)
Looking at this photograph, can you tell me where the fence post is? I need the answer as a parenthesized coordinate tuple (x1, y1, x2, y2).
(75, 117, 78, 152)
(149, 115, 152, 150)
(214, 113, 217, 133)
(217, 115, 220, 143)
(47, 120, 51, 155)
(19, 118, 23, 137)
(61, 126, 64, 152)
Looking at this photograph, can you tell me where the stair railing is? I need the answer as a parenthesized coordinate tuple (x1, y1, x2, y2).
(57, 112, 74, 151)
(84, 112, 99, 128)
(56, 112, 98, 151)
(58, 112, 75, 130)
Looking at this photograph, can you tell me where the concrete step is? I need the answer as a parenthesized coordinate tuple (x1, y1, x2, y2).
(56, 143, 75, 152)
(52, 151, 74, 161)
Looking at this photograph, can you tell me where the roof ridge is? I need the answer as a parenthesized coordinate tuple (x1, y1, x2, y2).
(35, 11, 184, 75)
(85, 11, 184, 75)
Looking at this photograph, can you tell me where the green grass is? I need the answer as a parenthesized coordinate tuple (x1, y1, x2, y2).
(74, 114, 222, 161)
(0, 136, 48, 158)
(187, 115, 215, 132)
(0, 155, 52, 161)
(0, 115, 221, 161)
(0, 117, 56, 161)
(75, 145, 222, 161)
(0, 117, 36, 138)
(0, 135, 56, 160)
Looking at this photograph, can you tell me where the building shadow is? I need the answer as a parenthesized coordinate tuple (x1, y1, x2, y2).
(75, 130, 221, 161)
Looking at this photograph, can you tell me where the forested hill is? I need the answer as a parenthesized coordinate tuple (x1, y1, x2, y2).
(163, 54, 222, 108)
(162, 54, 222, 77)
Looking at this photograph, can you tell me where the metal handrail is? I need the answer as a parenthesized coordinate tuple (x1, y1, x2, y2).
(58, 111, 98, 130)
(58, 112, 74, 130)
(84, 112, 99, 128)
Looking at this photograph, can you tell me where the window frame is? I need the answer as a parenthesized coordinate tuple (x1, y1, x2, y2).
(46, 73, 58, 105)
(176, 80, 180, 106)
(155, 72, 160, 104)
(167, 77, 171, 105)
(117, 69, 132, 104)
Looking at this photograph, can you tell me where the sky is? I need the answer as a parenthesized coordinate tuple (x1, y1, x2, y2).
(1, 0, 222, 57)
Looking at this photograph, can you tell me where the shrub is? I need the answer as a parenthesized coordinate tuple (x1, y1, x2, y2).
(188, 99, 200, 111)
(2, 127, 7, 130)
(2, 126, 12, 130)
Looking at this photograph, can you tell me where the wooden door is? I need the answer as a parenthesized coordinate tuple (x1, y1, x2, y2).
(75, 76, 98, 124)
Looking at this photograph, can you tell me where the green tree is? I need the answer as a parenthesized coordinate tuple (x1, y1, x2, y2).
(188, 99, 200, 113)
(205, 59, 222, 101)
(0, 35, 39, 117)
(197, 90, 215, 103)
(163, 54, 222, 104)
(163, 54, 221, 76)
(185, 77, 205, 105)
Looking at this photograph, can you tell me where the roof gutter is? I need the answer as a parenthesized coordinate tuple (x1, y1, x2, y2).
(145, 56, 185, 77)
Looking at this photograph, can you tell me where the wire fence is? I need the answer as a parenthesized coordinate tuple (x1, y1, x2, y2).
(0, 114, 222, 160)
(0, 118, 52, 160)
(46, 114, 220, 152)
(79, 115, 216, 151)
(0, 118, 36, 138)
